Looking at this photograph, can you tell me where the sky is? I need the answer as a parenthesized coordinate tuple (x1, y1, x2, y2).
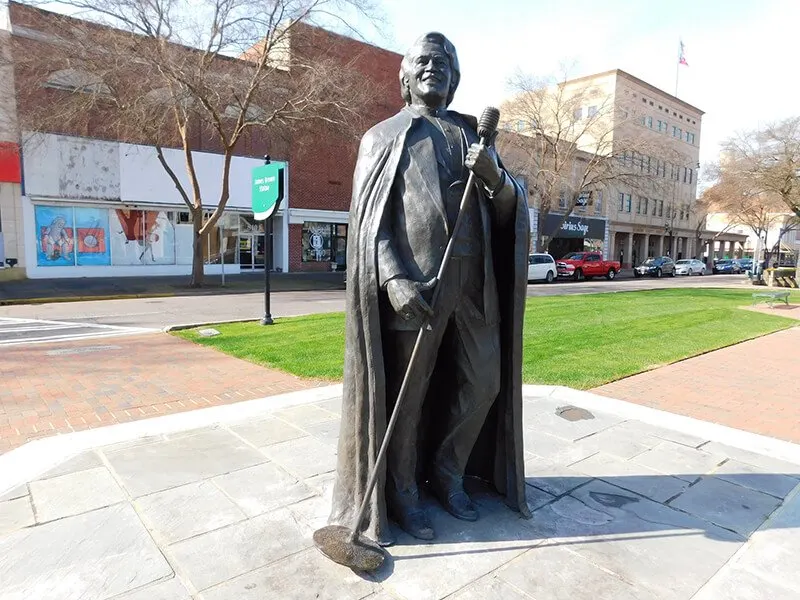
(358, 0, 800, 167)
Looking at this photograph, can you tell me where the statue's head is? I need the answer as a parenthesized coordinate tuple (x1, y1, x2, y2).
(399, 32, 460, 108)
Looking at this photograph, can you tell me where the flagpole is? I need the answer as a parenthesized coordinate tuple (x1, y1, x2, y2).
(675, 59, 679, 97)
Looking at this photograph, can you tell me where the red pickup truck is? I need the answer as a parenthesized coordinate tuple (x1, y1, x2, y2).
(556, 252, 620, 281)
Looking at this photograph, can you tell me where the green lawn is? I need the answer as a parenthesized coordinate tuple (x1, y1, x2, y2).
(174, 289, 797, 389)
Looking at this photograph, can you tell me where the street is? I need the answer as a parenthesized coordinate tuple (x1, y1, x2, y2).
(0, 273, 751, 331)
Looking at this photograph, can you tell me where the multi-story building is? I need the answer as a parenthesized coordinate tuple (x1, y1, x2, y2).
(504, 68, 749, 267)
(0, 1, 401, 280)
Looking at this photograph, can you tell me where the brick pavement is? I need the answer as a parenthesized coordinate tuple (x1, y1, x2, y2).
(0, 333, 326, 454)
(593, 326, 800, 443)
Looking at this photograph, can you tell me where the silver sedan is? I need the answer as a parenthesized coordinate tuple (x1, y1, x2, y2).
(674, 259, 706, 276)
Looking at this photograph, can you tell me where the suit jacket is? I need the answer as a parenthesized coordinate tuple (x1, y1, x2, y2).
(376, 107, 517, 330)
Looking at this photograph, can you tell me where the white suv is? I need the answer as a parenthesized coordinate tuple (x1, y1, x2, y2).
(528, 253, 557, 283)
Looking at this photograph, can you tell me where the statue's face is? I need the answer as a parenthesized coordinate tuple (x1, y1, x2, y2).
(405, 43, 452, 107)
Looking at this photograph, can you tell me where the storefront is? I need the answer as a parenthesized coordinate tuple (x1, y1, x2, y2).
(19, 132, 289, 278)
(540, 213, 609, 260)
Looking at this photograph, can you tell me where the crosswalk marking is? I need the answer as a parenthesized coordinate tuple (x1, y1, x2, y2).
(0, 317, 157, 347)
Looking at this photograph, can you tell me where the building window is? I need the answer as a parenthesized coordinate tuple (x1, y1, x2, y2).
(687, 132, 695, 144)
(516, 120, 525, 132)
(618, 193, 632, 213)
(658, 200, 664, 217)
(652, 199, 658, 216)
(559, 189, 568, 209)
(645, 116, 653, 128)
(672, 126, 682, 138)
(679, 206, 685, 220)
(657, 120, 667, 133)
(573, 108, 583, 121)
(637, 197, 648, 214)
(588, 105, 597, 117)
(594, 190, 603, 213)
(689, 168, 694, 184)
(683, 167, 688, 183)
(302, 222, 348, 263)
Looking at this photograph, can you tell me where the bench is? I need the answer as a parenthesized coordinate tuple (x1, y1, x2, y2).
(752, 291, 791, 307)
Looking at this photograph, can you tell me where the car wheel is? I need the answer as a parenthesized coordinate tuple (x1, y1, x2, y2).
(574, 269, 584, 281)
(546, 270, 554, 283)
(700, 268, 705, 276)
(656, 268, 662, 278)
(634, 272, 641, 278)
(670, 268, 675, 277)
(606, 268, 616, 280)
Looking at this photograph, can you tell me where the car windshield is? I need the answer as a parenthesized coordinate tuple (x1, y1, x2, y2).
(676, 260, 690, 265)
(717, 260, 732, 265)
(643, 258, 658, 265)
(562, 253, 585, 260)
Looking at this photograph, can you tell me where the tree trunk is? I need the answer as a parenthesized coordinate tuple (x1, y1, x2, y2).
(190, 213, 205, 287)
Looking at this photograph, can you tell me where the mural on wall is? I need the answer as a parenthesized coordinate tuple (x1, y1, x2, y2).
(75, 207, 111, 266)
(110, 209, 175, 265)
(35, 205, 75, 266)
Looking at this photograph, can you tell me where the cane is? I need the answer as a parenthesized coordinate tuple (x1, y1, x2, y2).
(313, 107, 502, 572)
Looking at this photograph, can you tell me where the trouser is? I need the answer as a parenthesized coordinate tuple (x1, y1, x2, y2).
(383, 256, 501, 512)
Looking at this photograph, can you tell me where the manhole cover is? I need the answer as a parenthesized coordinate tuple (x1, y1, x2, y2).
(46, 345, 121, 356)
(556, 405, 595, 422)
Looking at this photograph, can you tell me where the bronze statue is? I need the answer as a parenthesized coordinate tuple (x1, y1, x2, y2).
(327, 32, 530, 549)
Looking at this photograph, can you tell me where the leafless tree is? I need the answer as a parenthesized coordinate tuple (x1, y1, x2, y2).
(13, 0, 379, 285)
(498, 73, 680, 252)
(722, 117, 800, 220)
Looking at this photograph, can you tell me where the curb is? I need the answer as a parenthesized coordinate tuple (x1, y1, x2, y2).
(164, 318, 262, 332)
(0, 292, 177, 306)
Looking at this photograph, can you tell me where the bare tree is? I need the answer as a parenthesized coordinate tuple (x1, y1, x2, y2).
(498, 73, 679, 252)
(702, 168, 786, 264)
(13, 0, 378, 285)
(722, 117, 800, 219)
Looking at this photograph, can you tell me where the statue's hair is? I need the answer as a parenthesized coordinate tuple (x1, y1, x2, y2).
(399, 32, 460, 107)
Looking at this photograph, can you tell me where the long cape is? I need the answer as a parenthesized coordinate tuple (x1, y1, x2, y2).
(329, 107, 531, 545)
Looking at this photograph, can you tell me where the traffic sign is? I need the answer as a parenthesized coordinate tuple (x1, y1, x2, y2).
(251, 163, 284, 220)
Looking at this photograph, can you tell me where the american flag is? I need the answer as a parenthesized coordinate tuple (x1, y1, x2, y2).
(679, 40, 689, 66)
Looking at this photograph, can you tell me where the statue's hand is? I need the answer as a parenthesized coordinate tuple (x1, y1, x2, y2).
(386, 278, 434, 322)
(465, 143, 502, 191)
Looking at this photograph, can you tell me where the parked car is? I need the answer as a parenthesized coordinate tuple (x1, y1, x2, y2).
(634, 256, 676, 278)
(528, 253, 557, 283)
(736, 258, 753, 272)
(674, 258, 706, 276)
(556, 252, 621, 281)
(713, 259, 741, 274)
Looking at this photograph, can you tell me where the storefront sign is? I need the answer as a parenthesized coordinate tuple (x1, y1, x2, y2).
(543, 213, 606, 239)
(251, 163, 284, 221)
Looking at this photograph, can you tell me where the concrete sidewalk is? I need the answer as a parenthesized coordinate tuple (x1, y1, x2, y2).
(0, 272, 346, 305)
(1, 385, 798, 600)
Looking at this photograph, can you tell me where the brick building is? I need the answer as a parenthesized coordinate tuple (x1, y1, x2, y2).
(0, 1, 402, 279)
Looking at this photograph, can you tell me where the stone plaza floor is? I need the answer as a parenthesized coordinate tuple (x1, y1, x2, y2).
(0, 384, 799, 600)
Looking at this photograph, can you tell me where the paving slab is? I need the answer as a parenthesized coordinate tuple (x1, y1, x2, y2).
(0, 484, 27, 503)
(168, 508, 311, 591)
(103, 427, 267, 497)
(29, 466, 125, 523)
(0, 496, 35, 535)
(570, 452, 689, 503)
(669, 477, 783, 536)
(632, 440, 726, 482)
(227, 416, 308, 447)
(36, 450, 104, 480)
(714, 459, 800, 499)
(0, 504, 172, 600)
(1, 387, 800, 600)
(200, 548, 377, 600)
(212, 461, 316, 517)
(134, 480, 247, 544)
(260, 435, 338, 479)
(114, 578, 193, 600)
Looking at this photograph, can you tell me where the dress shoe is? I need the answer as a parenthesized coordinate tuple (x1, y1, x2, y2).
(439, 490, 479, 522)
(392, 508, 435, 540)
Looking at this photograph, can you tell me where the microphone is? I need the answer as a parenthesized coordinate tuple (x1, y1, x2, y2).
(477, 106, 500, 145)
